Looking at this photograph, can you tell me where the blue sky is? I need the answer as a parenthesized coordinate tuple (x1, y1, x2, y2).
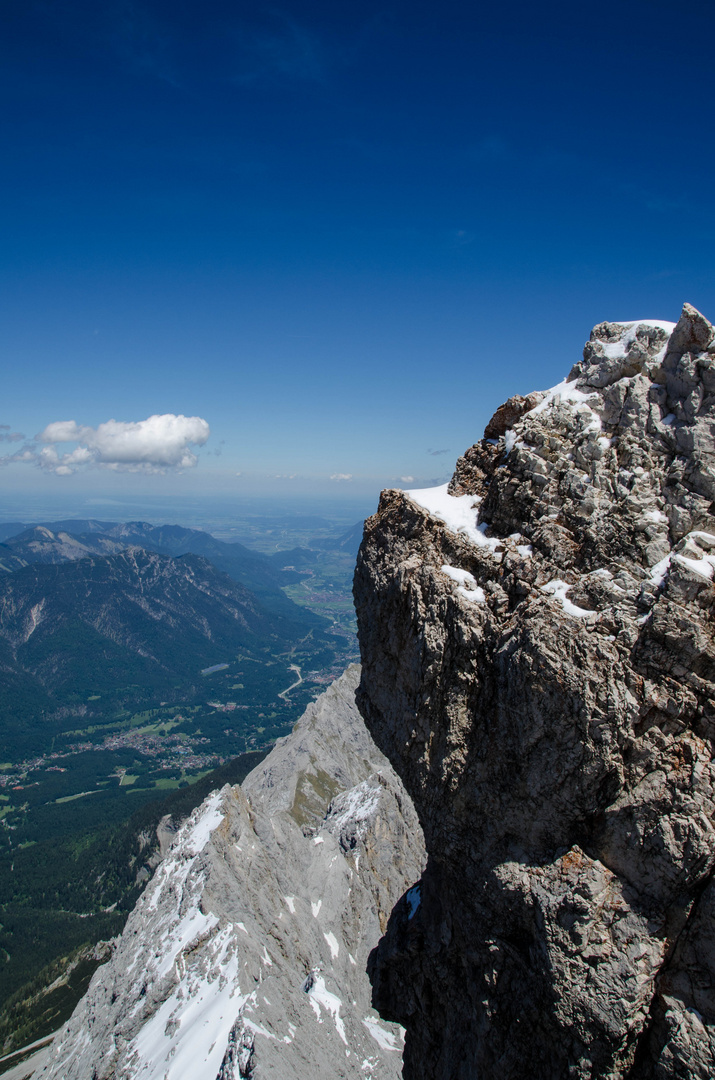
(2, 0, 715, 518)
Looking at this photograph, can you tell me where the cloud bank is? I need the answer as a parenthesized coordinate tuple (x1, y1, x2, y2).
(1, 414, 210, 475)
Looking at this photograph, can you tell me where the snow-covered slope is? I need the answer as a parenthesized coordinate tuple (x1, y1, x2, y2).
(38, 666, 425, 1079)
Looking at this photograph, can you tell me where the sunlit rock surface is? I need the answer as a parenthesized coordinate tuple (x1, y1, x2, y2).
(355, 304, 715, 1078)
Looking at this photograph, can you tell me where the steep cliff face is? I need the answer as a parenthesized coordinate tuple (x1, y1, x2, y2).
(38, 667, 425, 1080)
(354, 304, 715, 1079)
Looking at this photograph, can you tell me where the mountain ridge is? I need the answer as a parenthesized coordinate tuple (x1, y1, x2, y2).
(37, 666, 426, 1080)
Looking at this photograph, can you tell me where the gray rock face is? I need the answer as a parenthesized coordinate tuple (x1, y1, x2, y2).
(38, 666, 425, 1079)
(354, 304, 715, 1078)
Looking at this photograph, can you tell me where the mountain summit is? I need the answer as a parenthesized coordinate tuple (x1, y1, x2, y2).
(355, 303, 715, 1078)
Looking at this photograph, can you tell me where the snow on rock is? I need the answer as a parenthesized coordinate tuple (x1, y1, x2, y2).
(362, 1017, 403, 1052)
(325, 779, 382, 837)
(540, 579, 599, 620)
(129, 928, 242, 1080)
(405, 483, 500, 553)
(650, 554, 672, 587)
(527, 377, 600, 417)
(324, 931, 340, 959)
(38, 667, 425, 1080)
(182, 790, 224, 855)
(304, 973, 347, 1044)
(440, 564, 487, 604)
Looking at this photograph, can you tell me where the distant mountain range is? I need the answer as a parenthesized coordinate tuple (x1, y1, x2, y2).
(0, 527, 334, 756)
(0, 514, 368, 759)
(0, 519, 305, 595)
(0, 516, 363, 589)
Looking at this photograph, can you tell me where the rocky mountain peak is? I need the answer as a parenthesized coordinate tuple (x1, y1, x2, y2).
(354, 303, 715, 1078)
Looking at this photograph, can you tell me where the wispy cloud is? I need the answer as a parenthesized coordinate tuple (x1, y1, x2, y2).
(427, 448, 450, 456)
(1, 414, 210, 475)
(330, 473, 352, 481)
(0, 425, 24, 443)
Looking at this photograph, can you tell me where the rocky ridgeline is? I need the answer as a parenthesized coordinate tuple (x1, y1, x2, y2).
(37, 667, 425, 1080)
(354, 304, 715, 1078)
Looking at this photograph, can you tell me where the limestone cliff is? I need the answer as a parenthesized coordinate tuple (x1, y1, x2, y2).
(38, 667, 425, 1080)
(354, 304, 715, 1078)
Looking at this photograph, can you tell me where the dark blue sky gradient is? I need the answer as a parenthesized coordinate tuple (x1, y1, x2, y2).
(2, 0, 715, 510)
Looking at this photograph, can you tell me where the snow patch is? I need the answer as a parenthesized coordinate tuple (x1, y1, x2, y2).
(405, 483, 500, 553)
(155, 907, 219, 981)
(540, 580, 599, 620)
(599, 320, 675, 361)
(362, 1017, 402, 1052)
(617, 318, 676, 332)
(311, 900, 322, 918)
(327, 780, 381, 833)
(674, 553, 715, 580)
(184, 791, 225, 856)
(324, 931, 340, 959)
(650, 554, 671, 587)
(689, 531, 715, 548)
(242, 1018, 276, 1040)
(305, 975, 347, 1044)
(284, 896, 296, 914)
(130, 928, 242, 1080)
(527, 379, 598, 417)
(440, 564, 486, 603)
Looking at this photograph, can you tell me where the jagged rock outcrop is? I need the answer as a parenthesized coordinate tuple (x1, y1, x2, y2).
(38, 666, 425, 1079)
(354, 304, 715, 1078)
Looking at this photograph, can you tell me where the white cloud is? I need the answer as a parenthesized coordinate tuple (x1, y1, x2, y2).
(330, 473, 352, 482)
(400, 475, 415, 483)
(1, 414, 210, 475)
